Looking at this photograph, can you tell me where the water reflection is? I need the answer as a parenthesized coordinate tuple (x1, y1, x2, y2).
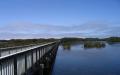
(107, 41, 120, 45)
(61, 41, 83, 51)
(61, 43, 71, 50)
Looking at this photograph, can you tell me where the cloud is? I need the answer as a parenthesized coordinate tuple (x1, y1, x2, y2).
(0, 21, 120, 39)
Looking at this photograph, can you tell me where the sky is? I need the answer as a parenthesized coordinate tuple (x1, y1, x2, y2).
(0, 0, 120, 39)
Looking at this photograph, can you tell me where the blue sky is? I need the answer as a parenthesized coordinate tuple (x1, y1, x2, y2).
(0, 0, 120, 39)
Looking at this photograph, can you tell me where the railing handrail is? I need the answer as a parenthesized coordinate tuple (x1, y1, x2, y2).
(0, 41, 58, 60)
(0, 41, 58, 51)
(0, 44, 39, 50)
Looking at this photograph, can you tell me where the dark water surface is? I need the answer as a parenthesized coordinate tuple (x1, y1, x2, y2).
(52, 43, 120, 75)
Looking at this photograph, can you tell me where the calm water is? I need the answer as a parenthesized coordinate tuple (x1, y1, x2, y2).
(52, 43, 120, 75)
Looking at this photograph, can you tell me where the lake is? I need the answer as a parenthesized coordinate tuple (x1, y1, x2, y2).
(52, 43, 120, 75)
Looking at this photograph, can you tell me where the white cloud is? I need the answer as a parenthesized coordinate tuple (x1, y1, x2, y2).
(0, 21, 120, 39)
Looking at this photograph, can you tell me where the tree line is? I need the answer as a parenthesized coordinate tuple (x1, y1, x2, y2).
(0, 37, 120, 48)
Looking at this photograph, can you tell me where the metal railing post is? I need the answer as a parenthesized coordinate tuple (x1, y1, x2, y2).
(31, 50, 33, 66)
(36, 49, 37, 62)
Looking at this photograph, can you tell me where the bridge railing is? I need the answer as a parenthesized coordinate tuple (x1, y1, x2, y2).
(0, 41, 59, 75)
(0, 43, 53, 57)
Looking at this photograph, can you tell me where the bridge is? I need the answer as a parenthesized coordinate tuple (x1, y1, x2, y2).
(0, 41, 60, 75)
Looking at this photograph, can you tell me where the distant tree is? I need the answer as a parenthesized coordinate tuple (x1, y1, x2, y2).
(106, 37, 120, 42)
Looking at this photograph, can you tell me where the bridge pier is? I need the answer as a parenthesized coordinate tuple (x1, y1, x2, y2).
(32, 43, 59, 75)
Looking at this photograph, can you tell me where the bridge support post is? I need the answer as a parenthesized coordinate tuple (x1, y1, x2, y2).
(14, 57, 17, 75)
(40, 64, 44, 75)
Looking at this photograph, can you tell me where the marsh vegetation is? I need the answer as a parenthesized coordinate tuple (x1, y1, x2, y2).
(84, 41, 105, 48)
